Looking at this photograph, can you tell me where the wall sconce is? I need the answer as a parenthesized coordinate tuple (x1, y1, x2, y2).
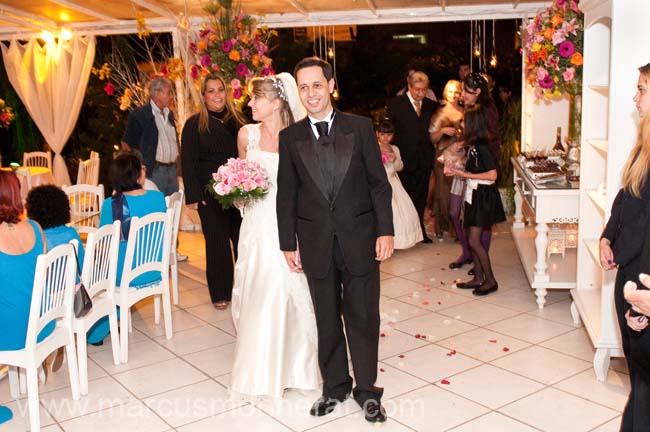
(327, 47, 334, 59)
(547, 226, 566, 258)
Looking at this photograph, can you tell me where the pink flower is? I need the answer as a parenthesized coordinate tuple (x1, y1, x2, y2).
(189, 42, 197, 54)
(260, 66, 273, 76)
(231, 79, 241, 89)
(236, 63, 249, 77)
(221, 40, 233, 53)
(200, 54, 211, 67)
(0, 113, 7, 122)
(545, 55, 560, 70)
(211, 64, 220, 71)
(536, 67, 549, 81)
(556, 0, 566, 6)
(242, 180, 258, 192)
(539, 76, 554, 89)
(559, 41, 575, 57)
(103, 82, 115, 96)
(190, 64, 199, 80)
(381, 152, 389, 165)
(563, 67, 576, 82)
(551, 29, 567, 45)
(563, 18, 578, 35)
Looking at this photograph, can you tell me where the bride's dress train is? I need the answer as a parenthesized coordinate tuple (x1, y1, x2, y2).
(230, 123, 320, 399)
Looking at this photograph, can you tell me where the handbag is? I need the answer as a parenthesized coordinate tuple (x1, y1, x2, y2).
(72, 243, 93, 318)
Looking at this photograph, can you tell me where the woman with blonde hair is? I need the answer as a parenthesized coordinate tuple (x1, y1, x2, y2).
(230, 73, 319, 399)
(181, 73, 246, 309)
(599, 62, 650, 431)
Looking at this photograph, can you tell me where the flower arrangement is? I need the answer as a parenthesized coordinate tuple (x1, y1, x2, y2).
(0, 99, 15, 129)
(209, 158, 270, 209)
(191, 0, 277, 102)
(524, 0, 584, 99)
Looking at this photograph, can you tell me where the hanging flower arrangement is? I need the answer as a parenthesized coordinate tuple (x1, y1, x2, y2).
(524, 0, 584, 99)
(190, 0, 277, 102)
(0, 99, 15, 129)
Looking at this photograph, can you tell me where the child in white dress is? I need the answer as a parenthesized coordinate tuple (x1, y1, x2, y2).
(377, 120, 423, 249)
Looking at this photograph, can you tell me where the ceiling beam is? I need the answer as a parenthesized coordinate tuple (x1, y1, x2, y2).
(0, 3, 58, 29)
(285, 0, 308, 16)
(131, 0, 175, 19)
(365, 0, 378, 17)
(49, 0, 119, 22)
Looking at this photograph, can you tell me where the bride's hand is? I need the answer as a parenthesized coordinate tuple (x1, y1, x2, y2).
(283, 250, 303, 273)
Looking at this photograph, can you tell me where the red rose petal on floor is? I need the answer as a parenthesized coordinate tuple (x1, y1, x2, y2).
(440, 379, 450, 385)
(398, 354, 405, 358)
(488, 339, 497, 343)
(380, 332, 386, 337)
(420, 335, 427, 339)
(502, 347, 510, 352)
(380, 368, 385, 372)
(422, 301, 429, 305)
(446, 349, 457, 356)
(427, 289, 432, 292)
(415, 334, 421, 339)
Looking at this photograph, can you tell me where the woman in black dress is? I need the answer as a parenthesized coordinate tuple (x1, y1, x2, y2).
(450, 104, 505, 296)
(600, 62, 650, 431)
(181, 73, 247, 309)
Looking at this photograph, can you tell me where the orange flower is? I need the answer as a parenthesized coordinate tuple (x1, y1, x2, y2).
(551, 15, 564, 28)
(229, 50, 241, 61)
(570, 52, 583, 66)
(543, 27, 554, 40)
(197, 40, 208, 51)
(262, 56, 272, 66)
(240, 35, 249, 44)
(538, 48, 549, 61)
(251, 54, 260, 67)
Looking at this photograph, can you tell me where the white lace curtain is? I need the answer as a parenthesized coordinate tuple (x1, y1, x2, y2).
(1, 35, 96, 186)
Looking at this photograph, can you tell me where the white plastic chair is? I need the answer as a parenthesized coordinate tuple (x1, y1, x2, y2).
(165, 190, 184, 305)
(76, 157, 100, 186)
(63, 184, 105, 234)
(0, 243, 80, 431)
(116, 209, 174, 363)
(23, 151, 52, 170)
(72, 223, 121, 395)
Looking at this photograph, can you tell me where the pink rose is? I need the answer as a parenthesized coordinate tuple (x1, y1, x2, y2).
(563, 67, 576, 82)
(231, 79, 241, 89)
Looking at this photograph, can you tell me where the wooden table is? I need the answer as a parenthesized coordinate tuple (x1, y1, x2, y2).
(511, 157, 580, 308)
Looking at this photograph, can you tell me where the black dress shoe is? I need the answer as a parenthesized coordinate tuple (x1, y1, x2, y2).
(362, 400, 387, 423)
(456, 281, 483, 289)
(473, 283, 498, 296)
(449, 258, 472, 269)
(422, 236, 433, 244)
(310, 394, 349, 417)
(467, 267, 475, 276)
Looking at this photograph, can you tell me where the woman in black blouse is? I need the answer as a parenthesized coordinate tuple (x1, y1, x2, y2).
(181, 73, 247, 309)
(600, 62, 650, 431)
(449, 104, 505, 296)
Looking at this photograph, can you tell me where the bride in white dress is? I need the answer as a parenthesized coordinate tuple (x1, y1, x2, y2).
(230, 73, 320, 398)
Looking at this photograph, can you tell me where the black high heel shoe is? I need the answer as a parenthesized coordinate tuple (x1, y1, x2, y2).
(472, 283, 498, 296)
(449, 258, 472, 269)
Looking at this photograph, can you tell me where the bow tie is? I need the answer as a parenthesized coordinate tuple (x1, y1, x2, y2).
(314, 121, 329, 138)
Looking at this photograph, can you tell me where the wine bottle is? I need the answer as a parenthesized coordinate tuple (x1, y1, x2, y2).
(552, 127, 564, 152)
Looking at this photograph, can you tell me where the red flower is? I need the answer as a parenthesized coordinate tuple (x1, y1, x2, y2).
(103, 82, 115, 96)
(236, 63, 249, 77)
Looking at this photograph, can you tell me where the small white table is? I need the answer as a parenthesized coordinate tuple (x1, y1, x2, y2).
(511, 158, 580, 308)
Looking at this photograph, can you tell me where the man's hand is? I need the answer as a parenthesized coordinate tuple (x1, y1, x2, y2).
(375, 236, 394, 261)
(283, 250, 303, 273)
(625, 309, 648, 332)
(624, 275, 650, 316)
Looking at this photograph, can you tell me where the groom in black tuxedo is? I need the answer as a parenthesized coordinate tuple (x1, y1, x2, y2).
(277, 57, 394, 423)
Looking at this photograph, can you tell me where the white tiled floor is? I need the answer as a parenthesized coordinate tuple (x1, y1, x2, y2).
(0, 222, 630, 431)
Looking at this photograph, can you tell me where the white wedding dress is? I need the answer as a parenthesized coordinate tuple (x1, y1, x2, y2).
(230, 123, 320, 399)
(385, 145, 423, 249)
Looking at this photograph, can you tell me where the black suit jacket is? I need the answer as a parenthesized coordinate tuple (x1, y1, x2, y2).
(122, 102, 179, 178)
(277, 111, 393, 278)
(387, 95, 437, 175)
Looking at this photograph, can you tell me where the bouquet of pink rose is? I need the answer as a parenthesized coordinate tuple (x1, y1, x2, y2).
(208, 158, 269, 209)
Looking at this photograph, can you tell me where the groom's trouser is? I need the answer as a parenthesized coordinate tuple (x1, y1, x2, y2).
(306, 237, 382, 403)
